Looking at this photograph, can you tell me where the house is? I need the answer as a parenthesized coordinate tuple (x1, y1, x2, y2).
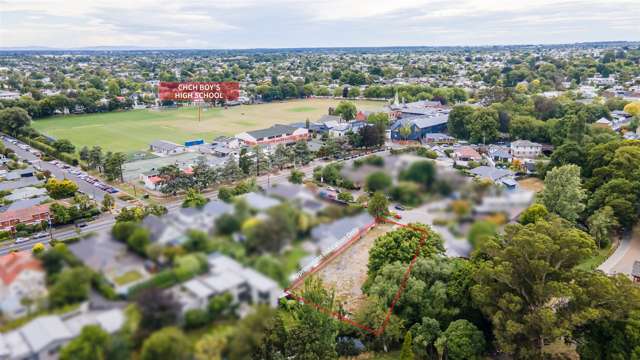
(0, 177, 42, 192)
(171, 253, 281, 315)
(390, 115, 449, 141)
(239, 192, 281, 211)
(0, 306, 124, 360)
(235, 124, 309, 147)
(308, 212, 375, 254)
(453, 146, 482, 162)
(424, 133, 455, 145)
(632, 261, 640, 283)
(142, 200, 234, 246)
(0, 252, 47, 319)
(469, 166, 515, 185)
(3, 167, 35, 181)
(474, 190, 535, 221)
(487, 145, 512, 162)
(149, 140, 186, 155)
(266, 183, 326, 215)
(510, 140, 542, 159)
(140, 171, 163, 190)
(0, 204, 49, 231)
(5, 187, 48, 202)
(328, 123, 351, 138)
(594, 117, 612, 129)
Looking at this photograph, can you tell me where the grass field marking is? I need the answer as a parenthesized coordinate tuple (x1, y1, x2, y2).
(283, 217, 430, 336)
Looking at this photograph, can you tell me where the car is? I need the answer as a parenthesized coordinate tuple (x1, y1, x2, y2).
(394, 205, 406, 211)
(393, 213, 402, 220)
(31, 232, 49, 239)
(14, 237, 30, 244)
(75, 221, 88, 228)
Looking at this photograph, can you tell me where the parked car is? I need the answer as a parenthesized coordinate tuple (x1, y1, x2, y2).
(394, 205, 406, 211)
(14, 237, 30, 244)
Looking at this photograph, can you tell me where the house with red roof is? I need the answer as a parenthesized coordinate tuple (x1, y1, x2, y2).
(0, 204, 49, 232)
(0, 252, 47, 319)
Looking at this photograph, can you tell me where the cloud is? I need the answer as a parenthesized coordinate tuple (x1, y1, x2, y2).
(0, 0, 638, 48)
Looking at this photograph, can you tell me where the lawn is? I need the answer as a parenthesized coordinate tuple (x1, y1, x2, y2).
(113, 270, 144, 286)
(32, 98, 385, 154)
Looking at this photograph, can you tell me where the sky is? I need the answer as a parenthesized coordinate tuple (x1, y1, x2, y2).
(1, 0, 639, 49)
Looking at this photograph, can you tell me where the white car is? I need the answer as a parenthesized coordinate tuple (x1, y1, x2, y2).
(14, 237, 30, 244)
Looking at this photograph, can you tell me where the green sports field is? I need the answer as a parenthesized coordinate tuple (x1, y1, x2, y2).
(32, 98, 385, 153)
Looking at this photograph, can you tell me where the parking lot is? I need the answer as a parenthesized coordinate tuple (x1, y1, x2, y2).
(1, 135, 121, 202)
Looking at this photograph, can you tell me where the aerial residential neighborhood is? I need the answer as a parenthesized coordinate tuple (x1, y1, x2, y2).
(0, 1, 639, 359)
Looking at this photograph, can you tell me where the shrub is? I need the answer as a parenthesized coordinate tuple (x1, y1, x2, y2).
(184, 309, 210, 329)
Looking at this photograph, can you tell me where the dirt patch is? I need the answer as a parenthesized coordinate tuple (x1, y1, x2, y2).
(311, 223, 394, 315)
(518, 177, 544, 192)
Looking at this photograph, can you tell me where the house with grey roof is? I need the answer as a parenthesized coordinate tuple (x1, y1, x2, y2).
(390, 114, 449, 141)
(142, 200, 234, 246)
(0, 306, 124, 360)
(510, 140, 542, 159)
(309, 212, 375, 254)
(5, 187, 47, 202)
(266, 183, 325, 214)
(469, 166, 516, 188)
(149, 140, 186, 156)
(240, 192, 281, 212)
(235, 124, 309, 148)
(0, 177, 42, 192)
(170, 253, 281, 316)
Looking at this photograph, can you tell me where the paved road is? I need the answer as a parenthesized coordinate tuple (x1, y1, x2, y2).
(0, 135, 126, 207)
(0, 214, 116, 255)
(599, 227, 640, 276)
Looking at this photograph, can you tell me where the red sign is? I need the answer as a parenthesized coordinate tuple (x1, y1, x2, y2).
(158, 82, 240, 101)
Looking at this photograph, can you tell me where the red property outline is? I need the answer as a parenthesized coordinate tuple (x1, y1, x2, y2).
(284, 217, 429, 336)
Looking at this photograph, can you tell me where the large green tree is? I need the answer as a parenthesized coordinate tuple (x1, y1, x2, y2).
(140, 327, 192, 360)
(472, 217, 596, 359)
(541, 164, 586, 223)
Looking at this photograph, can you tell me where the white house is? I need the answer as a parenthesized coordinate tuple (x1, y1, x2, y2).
(0, 252, 48, 319)
(171, 253, 282, 316)
(235, 124, 309, 148)
(510, 140, 542, 159)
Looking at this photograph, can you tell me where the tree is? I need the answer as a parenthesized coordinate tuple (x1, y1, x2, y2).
(182, 188, 208, 208)
(104, 152, 126, 182)
(227, 305, 278, 360)
(410, 317, 441, 359)
(469, 108, 499, 144)
(52, 139, 75, 154)
(518, 203, 549, 225)
(221, 155, 243, 182)
(111, 221, 139, 242)
(334, 101, 357, 120)
(447, 105, 474, 139)
(45, 178, 78, 199)
(367, 223, 443, 281)
(140, 327, 192, 360)
(400, 332, 415, 360)
(399, 160, 436, 190)
(88, 146, 104, 171)
(472, 218, 596, 358)
(623, 102, 640, 117)
(289, 169, 304, 184)
(195, 332, 228, 360)
(399, 124, 412, 140)
(0, 107, 31, 135)
(435, 320, 485, 360)
(79, 146, 90, 161)
(337, 191, 353, 203)
(127, 227, 150, 255)
(587, 205, 618, 248)
(135, 287, 180, 339)
(49, 267, 92, 307)
(541, 164, 586, 223)
(367, 191, 388, 219)
(467, 220, 497, 249)
(101, 194, 114, 212)
(60, 325, 110, 360)
(365, 171, 392, 192)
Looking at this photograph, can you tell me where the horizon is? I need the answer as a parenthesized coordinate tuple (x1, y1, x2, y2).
(1, 40, 638, 52)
